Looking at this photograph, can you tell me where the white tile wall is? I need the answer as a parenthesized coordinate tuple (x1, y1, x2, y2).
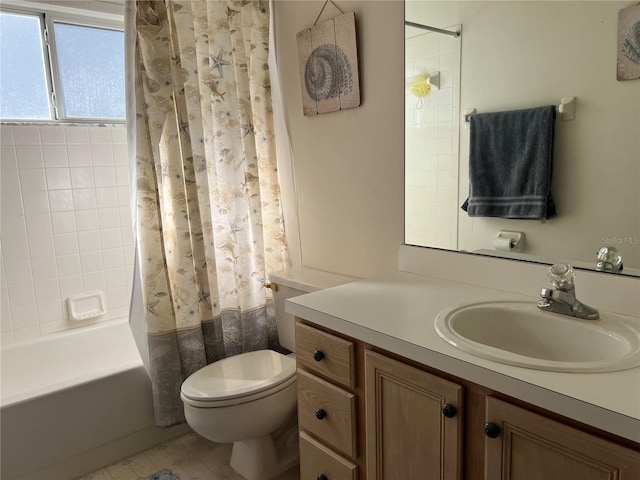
(0, 125, 133, 344)
(405, 28, 461, 250)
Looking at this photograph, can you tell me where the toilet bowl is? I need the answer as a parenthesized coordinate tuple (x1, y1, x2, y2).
(180, 267, 356, 480)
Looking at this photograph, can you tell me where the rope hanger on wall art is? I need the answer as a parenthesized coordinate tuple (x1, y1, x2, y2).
(312, 0, 343, 26)
(296, 0, 361, 116)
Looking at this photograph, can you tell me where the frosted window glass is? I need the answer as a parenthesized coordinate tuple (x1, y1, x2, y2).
(0, 12, 50, 119)
(54, 23, 125, 119)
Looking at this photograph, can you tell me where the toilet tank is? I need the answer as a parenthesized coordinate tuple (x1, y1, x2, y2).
(269, 267, 357, 352)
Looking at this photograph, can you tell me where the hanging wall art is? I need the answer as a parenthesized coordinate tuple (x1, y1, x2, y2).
(296, 1, 361, 116)
(617, 4, 640, 81)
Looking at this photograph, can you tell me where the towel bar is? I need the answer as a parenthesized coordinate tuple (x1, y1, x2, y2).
(464, 97, 576, 123)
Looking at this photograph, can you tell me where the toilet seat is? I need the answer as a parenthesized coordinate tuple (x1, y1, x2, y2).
(181, 350, 296, 408)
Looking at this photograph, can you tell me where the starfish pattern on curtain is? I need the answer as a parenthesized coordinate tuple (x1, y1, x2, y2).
(132, 0, 288, 426)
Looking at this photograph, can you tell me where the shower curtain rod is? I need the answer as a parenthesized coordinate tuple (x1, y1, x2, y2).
(404, 21, 460, 38)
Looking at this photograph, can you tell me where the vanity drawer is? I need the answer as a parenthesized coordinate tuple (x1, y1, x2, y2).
(300, 431, 358, 480)
(296, 322, 356, 388)
(297, 369, 357, 458)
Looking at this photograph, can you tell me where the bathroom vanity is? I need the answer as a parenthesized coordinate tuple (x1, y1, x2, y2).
(288, 271, 640, 479)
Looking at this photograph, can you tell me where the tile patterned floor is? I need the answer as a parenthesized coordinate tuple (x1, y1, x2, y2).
(74, 432, 300, 480)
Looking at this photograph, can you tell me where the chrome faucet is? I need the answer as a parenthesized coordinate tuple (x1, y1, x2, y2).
(595, 246, 623, 273)
(537, 264, 599, 320)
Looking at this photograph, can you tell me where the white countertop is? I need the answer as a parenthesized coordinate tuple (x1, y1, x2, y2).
(286, 271, 640, 443)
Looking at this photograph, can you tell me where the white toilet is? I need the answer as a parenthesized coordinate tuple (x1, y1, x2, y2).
(180, 267, 355, 480)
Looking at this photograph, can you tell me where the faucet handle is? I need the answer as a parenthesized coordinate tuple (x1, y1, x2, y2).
(548, 263, 575, 291)
(596, 247, 623, 272)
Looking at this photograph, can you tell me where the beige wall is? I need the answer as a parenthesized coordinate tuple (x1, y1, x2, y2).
(273, 1, 405, 279)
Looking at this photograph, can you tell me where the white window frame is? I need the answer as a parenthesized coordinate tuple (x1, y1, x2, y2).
(0, 1, 125, 124)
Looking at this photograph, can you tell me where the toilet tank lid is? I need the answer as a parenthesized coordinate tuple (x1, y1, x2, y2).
(269, 266, 358, 293)
(181, 350, 296, 402)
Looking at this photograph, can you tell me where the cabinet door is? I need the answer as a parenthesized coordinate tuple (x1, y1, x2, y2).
(484, 397, 640, 480)
(364, 350, 463, 480)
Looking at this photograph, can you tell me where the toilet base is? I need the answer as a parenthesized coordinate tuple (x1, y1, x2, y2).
(229, 414, 299, 480)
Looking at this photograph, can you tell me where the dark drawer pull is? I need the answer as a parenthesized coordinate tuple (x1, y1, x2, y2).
(313, 350, 325, 362)
(317, 475, 328, 480)
(442, 403, 457, 418)
(315, 408, 327, 420)
(483, 422, 501, 438)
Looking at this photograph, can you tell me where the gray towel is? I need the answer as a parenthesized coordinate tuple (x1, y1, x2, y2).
(461, 105, 557, 219)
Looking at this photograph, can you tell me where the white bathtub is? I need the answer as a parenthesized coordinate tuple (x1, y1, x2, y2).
(0, 318, 188, 480)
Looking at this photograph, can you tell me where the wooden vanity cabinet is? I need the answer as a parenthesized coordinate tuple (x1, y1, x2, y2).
(299, 431, 358, 480)
(295, 321, 465, 480)
(483, 397, 640, 480)
(364, 350, 464, 480)
(295, 319, 640, 480)
(297, 368, 357, 458)
(295, 322, 361, 479)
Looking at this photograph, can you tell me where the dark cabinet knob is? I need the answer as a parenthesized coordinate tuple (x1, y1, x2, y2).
(313, 350, 324, 362)
(442, 403, 457, 418)
(483, 422, 501, 438)
(317, 475, 328, 480)
(315, 408, 327, 420)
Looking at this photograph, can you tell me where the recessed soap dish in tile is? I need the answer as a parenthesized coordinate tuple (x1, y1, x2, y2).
(67, 291, 106, 321)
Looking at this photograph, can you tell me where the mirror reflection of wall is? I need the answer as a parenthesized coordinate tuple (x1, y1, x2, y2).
(405, 23, 462, 250)
(405, 1, 640, 276)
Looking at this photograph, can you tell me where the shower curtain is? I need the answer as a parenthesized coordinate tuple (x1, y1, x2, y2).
(128, 0, 289, 427)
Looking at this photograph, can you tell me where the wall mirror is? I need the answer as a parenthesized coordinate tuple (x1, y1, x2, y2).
(404, 1, 640, 277)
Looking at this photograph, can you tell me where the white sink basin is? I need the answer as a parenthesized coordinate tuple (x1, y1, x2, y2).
(434, 301, 640, 372)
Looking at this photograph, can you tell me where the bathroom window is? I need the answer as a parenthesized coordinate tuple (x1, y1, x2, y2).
(0, 7, 125, 122)
(0, 11, 51, 119)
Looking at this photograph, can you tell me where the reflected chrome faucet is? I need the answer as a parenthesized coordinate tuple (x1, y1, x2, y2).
(595, 247, 623, 273)
(537, 264, 599, 320)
